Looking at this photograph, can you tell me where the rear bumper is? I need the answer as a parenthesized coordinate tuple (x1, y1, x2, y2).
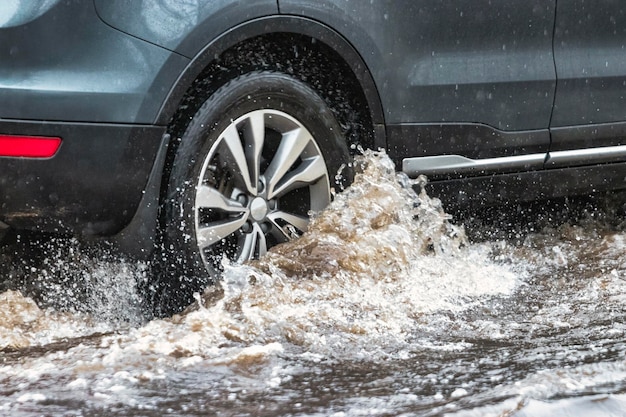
(0, 119, 166, 236)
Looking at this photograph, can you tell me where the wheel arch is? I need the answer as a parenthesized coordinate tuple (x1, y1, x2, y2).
(155, 15, 386, 151)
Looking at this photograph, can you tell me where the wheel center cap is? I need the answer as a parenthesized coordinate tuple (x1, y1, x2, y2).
(250, 197, 268, 221)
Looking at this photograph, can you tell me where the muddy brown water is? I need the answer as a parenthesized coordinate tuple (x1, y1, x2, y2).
(1, 151, 626, 416)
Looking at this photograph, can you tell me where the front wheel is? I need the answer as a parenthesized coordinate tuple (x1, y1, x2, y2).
(156, 72, 351, 314)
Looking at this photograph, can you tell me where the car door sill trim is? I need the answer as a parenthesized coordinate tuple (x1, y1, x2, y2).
(402, 145, 626, 177)
(402, 154, 546, 177)
(546, 145, 626, 167)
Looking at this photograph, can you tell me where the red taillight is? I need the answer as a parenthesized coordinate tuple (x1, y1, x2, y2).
(0, 135, 62, 158)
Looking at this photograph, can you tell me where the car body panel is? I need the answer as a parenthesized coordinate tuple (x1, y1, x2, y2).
(432, 162, 626, 209)
(150, 15, 386, 135)
(552, 0, 626, 129)
(0, 0, 61, 28)
(0, 0, 188, 125)
(280, 0, 557, 131)
(386, 124, 550, 169)
(550, 0, 626, 153)
(550, 122, 626, 153)
(94, 0, 278, 58)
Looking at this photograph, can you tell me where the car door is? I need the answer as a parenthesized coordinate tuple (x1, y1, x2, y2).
(549, 0, 626, 166)
(280, 1, 557, 174)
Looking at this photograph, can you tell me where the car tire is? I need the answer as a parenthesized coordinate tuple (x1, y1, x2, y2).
(154, 71, 352, 315)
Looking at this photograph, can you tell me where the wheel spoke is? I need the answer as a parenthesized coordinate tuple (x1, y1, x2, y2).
(267, 155, 327, 199)
(192, 109, 333, 270)
(195, 185, 246, 214)
(222, 123, 256, 195)
(197, 217, 247, 250)
(264, 127, 312, 198)
(267, 210, 309, 242)
(241, 111, 265, 189)
(238, 223, 267, 261)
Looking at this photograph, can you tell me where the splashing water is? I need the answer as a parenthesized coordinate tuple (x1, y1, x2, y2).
(1, 150, 625, 416)
(166, 150, 518, 359)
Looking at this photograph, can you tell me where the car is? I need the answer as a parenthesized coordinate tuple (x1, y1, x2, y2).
(1, 1, 626, 314)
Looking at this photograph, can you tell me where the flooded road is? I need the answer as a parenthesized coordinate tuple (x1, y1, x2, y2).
(1, 151, 626, 416)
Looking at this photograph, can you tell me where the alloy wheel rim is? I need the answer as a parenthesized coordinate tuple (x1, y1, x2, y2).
(194, 109, 331, 270)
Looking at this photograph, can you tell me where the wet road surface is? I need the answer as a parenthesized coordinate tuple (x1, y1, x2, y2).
(1, 151, 626, 416)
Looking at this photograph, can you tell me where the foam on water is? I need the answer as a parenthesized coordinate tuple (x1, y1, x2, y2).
(105, 150, 519, 362)
(0, 290, 113, 350)
(3, 150, 624, 416)
(0, 151, 517, 358)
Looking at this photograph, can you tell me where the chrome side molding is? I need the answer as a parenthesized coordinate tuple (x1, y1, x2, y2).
(402, 145, 626, 178)
(546, 145, 626, 167)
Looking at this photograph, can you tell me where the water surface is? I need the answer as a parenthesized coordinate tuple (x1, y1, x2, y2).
(1, 151, 625, 416)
